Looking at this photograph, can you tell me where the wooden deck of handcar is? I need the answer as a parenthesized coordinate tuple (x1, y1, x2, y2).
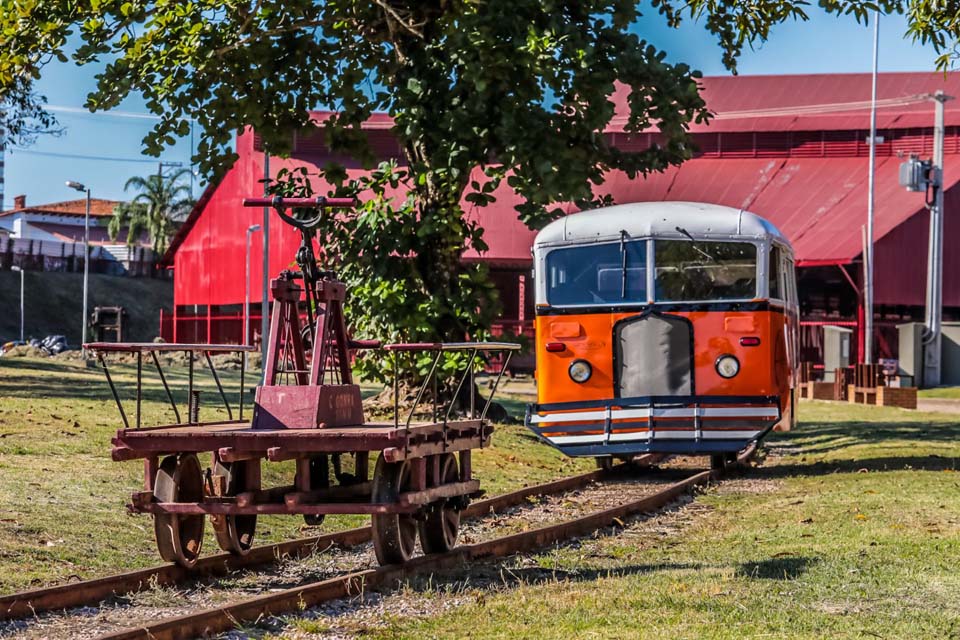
(112, 419, 491, 464)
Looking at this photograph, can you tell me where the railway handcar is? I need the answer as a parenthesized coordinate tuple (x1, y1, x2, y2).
(88, 197, 518, 568)
(525, 202, 798, 469)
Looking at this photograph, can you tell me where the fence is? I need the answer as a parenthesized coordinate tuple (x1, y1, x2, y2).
(0, 236, 166, 278)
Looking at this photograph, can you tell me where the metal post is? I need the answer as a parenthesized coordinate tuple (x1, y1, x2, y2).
(19, 268, 23, 341)
(12, 266, 23, 342)
(923, 91, 951, 387)
(245, 224, 260, 346)
(81, 188, 91, 354)
(864, 10, 879, 364)
(261, 151, 270, 376)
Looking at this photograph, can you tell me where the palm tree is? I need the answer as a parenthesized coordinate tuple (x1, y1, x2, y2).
(109, 168, 194, 256)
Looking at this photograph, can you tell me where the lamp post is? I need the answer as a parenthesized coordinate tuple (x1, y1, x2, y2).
(864, 10, 880, 364)
(65, 181, 91, 353)
(10, 265, 23, 342)
(245, 224, 261, 346)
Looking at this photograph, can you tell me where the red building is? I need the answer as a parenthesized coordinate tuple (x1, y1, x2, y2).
(160, 71, 960, 365)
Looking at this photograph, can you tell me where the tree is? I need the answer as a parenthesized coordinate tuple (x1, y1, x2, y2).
(106, 201, 148, 248)
(0, 75, 61, 148)
(3, 2, 957, 381)
(116, 169, 194, 257)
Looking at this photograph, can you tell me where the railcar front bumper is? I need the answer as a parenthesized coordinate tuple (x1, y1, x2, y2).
(524, 395, 781, 457)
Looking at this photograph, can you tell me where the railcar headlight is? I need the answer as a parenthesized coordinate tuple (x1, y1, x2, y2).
(568, 359, 592, 383)
(715, 355, 740, 379)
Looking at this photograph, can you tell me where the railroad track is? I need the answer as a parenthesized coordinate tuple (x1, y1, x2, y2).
(1, 449, 751, 640)
(0, 456, 663, 622)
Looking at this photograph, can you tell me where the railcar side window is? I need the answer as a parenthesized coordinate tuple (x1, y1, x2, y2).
(769, 245, 782, 300)
(786, 257, 797, 306)
(545, 241, 647, 306)
(655, 240, 757, 301)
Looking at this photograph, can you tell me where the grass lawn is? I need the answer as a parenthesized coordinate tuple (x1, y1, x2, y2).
(356, 401, 960, 640)
(0, 356, 587, 592)
(918, 386, 960, 399)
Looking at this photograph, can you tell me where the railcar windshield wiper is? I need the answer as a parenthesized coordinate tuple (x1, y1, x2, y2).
(675, 226, 716, 263)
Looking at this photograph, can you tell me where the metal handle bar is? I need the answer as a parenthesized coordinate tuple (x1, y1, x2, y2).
(241, 197, 357, 208)
(242, 196, 358, 232)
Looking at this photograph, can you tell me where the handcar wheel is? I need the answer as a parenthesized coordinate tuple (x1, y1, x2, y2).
(302, 455, 329, 526)
(419, 454, 461, 555)
(211, 460, 257, 556)
(154, 454, 205, 568)
(371, 457, 418, 565)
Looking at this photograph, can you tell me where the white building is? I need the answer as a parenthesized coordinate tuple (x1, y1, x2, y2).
(0, 194, 153, 269)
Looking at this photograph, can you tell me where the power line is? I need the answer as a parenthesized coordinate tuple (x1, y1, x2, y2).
(45, 105, 162, 120)
(45, 104, 199, 123)
(8, 147, 184, 164)
(714, 94, 929, 119)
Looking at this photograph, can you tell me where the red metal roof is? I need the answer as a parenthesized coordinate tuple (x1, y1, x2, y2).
(463, 154, 957, 266)
(294, 72, 960, 137)
(164, 71, 960, 306)
(609, 71, 960, 133)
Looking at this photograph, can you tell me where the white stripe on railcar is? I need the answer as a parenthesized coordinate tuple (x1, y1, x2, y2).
(532, 406, 778, 425)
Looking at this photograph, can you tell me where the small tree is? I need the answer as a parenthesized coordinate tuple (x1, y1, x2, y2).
(118, 169, 194, 256)
(107, 201, 148, 248)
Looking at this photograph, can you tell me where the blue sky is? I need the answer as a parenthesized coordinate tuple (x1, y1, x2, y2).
(2, 7, 944, 210)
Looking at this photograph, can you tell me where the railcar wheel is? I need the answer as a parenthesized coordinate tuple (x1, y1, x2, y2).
(371, 457, 418, 565)
(595, 456, 614, 471)
(302, 455, 329, 526)
(710, 452, 738, 472)
(153, 454, 205, 568)
(211, 460, 257, 556)
(419, 454, 461, 554)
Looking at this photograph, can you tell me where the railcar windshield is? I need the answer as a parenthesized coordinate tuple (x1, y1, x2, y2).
(654, 240, 757, 301)
(546, 240, 647, 306)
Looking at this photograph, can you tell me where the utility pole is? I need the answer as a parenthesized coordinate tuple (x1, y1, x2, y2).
(899, 91, 952, 387)
(864, 10, 880, 364)
(0, 121, 5, 212)
(261, 150, 271, 373)
(923, 92, 951, 386)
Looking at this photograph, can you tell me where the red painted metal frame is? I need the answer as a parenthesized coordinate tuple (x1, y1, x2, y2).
(86, 342, 257, 353)
(96, 195, 522, 529)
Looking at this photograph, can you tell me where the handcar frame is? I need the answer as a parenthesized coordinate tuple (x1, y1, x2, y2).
(86, 195, 519, 568)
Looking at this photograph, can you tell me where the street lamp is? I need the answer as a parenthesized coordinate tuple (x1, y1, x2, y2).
(66, 180, 91, 353)
(245, 224, 261, 346)
(10, 265, 23, 342)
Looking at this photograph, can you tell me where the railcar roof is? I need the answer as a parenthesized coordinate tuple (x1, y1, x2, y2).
(535, 202, 790, 248)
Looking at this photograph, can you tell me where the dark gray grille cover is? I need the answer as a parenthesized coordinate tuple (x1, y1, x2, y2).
(615, 314, 693, 397)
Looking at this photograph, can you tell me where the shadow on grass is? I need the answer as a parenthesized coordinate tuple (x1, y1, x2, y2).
(777, 420, 960, 454)
(756, 455, 959, 478)
(737, 556, 818, 580)
(756, 417, 960, 476)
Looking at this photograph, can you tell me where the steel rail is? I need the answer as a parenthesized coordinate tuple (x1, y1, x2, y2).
(0, 458, 663, 621)
(95, 448, 753, 640)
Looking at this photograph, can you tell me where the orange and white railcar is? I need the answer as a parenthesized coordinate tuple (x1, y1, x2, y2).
(525, 202, 798, 468)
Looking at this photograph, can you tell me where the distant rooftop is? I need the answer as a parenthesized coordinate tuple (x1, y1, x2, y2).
(0, 195, 120, 219)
